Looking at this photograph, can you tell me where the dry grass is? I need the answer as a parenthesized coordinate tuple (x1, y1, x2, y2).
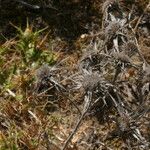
(0, 0, 150, 150)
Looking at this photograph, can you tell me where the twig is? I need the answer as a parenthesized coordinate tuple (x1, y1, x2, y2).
(59, 91, 82, 115)
(61, 109, 87, 150)
(62, 92, 92, 150)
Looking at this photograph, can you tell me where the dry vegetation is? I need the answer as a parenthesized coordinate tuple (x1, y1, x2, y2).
(0, 0, 150, 150)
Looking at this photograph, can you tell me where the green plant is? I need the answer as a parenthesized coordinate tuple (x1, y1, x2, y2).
(11, 20, 55, 67)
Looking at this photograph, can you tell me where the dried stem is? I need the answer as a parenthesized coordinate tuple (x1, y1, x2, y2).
(62, 92, 92, 150)
(133, 2, 150, 33)
(61, 110, 87, 150)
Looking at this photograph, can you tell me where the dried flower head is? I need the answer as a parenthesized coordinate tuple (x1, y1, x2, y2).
(105, 21, 121, 42)
(34, 64, 52, 93)
(34, 64, 64, 94)
(36, 64, 52, 82)
(82, 72, 102, 91)
(121, 41, 138, 57)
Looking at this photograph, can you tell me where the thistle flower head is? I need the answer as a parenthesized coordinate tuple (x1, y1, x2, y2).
(82, 72, 101, 91)
(105, 21, 121, 41)
(36, 64, 52, 82)
(34, 64, 52, 93)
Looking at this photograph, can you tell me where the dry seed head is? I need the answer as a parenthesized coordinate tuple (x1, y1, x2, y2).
(121, 41, 138, 57)
(35, 64, 62, 93)
(82, 72, 102, 91)
(105, 21, 121, 40)
(36, 64, 51, 81)
(34, 64, 52, 93)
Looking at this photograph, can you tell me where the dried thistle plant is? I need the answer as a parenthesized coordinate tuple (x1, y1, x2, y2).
(111, 51, 134, 83)
(110, 112, 149, 149)
(34, 64, 63, 94)
(107, 88, 149, 148)
(78, 39, 111, 73)
(80, 71, 115, 116)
